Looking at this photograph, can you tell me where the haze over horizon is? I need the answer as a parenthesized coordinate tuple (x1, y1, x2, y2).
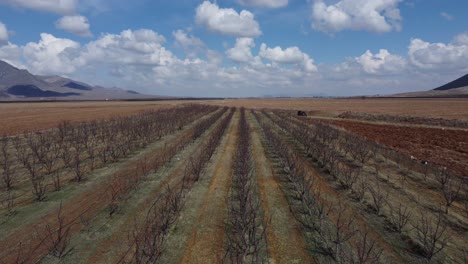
(0, 0, 467, 97)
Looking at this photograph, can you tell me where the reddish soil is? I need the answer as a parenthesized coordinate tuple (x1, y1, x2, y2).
(319, 119, 468, 177)
(203, 98, 468, 120)
(180, 113, 239, 263)
(0, 101, 184, 135)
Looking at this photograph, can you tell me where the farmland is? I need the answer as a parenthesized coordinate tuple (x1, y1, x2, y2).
(0, 99, 467, 263)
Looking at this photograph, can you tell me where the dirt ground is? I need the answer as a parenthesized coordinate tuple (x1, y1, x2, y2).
(2, 98, 467, 135)
(203, 98, 468, 120)
(318, 119, 468, 177)
(0, 101, 185, 135)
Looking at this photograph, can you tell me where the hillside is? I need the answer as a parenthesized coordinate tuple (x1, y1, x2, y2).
(0, 60, 153, 100)
(433, 73, 468, 91)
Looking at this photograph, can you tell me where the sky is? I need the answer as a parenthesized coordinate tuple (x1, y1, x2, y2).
(0, 0, 467, 97)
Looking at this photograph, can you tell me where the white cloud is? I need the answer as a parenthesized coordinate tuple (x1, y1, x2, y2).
(23, 33, 82, 74)
(440, 12, 454, 21)
(311, 0, 402, 33)
(408, 37, 468, 71)
(259, 43, 317, 72)
(355, 49, 406, 74)
(237, 0, 288, 8)
(173, 29, 206, 58)
(0, 22, 8, 44)
(0, 0, 77, 14)
(226, 37, 255, 63)
(56, 15, 92, 37)
(82, 29, 174, 66)
(195, 1, 261, 38)
(454, 32, 468, 46)
(0, 42, 22, 67)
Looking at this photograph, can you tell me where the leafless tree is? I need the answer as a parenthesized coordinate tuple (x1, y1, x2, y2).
(1, 136, 15, 190)
(44, 202, 72, 258)
(368, 180, 388, 215)
(414, 211, 448, 260)
(388, 203, 411, 233)
(353, 175, 368, 202)
(338, 164, 360, 190)
(441, 173, 461, 214)
(326, 203, 357, 262)
(354, 228, 383, 264)
(70, 151, 86, 182)
(3, 190, 16, 216)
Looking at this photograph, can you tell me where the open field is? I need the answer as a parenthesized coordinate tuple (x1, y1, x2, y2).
(0, 101, 467, 263)
(205, 98, 468, 120)
(2, 98, 468, 136)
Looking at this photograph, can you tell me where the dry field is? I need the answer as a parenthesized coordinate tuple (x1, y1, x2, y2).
(0, 99, 467, 264)
(0, 101, 188, 135)
(205, 98, 468, 120)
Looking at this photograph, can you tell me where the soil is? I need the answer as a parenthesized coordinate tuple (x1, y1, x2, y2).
(317, 119, 468, 177)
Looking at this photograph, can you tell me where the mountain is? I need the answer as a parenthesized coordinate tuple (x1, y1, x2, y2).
(0, 60, 152, 100)
(391, 73, 468, 98)
(433, 73, 468, 91)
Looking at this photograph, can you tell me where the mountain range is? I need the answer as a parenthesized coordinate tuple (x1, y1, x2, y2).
(0, 60, 153, 100)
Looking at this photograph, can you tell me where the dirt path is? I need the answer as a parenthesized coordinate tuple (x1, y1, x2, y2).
(178, 111, 239, 264)
(249, 113, 314, 264)
(82, 112, 230, 264)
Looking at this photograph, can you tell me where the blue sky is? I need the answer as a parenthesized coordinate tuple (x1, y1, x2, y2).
(0, 0, 467, 97)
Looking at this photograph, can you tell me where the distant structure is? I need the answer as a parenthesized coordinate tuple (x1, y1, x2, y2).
(297, 111, 307, 116)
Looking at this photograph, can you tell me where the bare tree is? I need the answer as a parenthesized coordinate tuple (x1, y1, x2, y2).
(415, 211, 448, 260)
(388, 203, 411, 233)
(338, 164, 360, 190)
(327, 203, 357, 262)
(70, 151, 86, 182)
(441, 174, 461, 214)
(354, 228, 383, 264)
(3, 190, 16, 216)
(44, 202, 72, 258)
(1, 136, 15, 190)
(353, 175, 368, 202)
(368, 180, 388, 215)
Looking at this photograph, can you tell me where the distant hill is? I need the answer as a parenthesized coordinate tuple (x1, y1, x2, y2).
(391, 73, 468, 98)
(0, 60, 154, 100)
(433, 73, 468, 91)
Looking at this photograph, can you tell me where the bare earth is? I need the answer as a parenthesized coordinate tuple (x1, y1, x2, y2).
(1, 98, 467, 135)
(204, 98, 468, 120)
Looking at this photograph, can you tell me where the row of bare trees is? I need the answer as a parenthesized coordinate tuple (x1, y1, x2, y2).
(128, 108, 236, 263)
(253, 111, 384, 263)
(4, 107, 230, 263)
(107, 107, 230, 216)
(257, 110, 452, 262)
(271, 110, 467, 217)
(225, 109, 267, 263)
(0, 105, 218, 204)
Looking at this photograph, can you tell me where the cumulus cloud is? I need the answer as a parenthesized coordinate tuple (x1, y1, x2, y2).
(454, 32, 468, 45)
(81, 29, 174, 66)
(355, 49, 406, 74)
(56, 15, 92, 37)
(0, 42, 22, 67)
(0, 22, 8, 44)
(408, 36, 468, 70)
(311, 0, 403, 33)
(259, 43, 317, 72)
(226, 37, 255, 63)
(173, 29, 206, 58)
(23, 33, 82, 74)
(237, 0, 288, 8)
(0, 0, 77, 14)
(195, 1, 261, 38)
